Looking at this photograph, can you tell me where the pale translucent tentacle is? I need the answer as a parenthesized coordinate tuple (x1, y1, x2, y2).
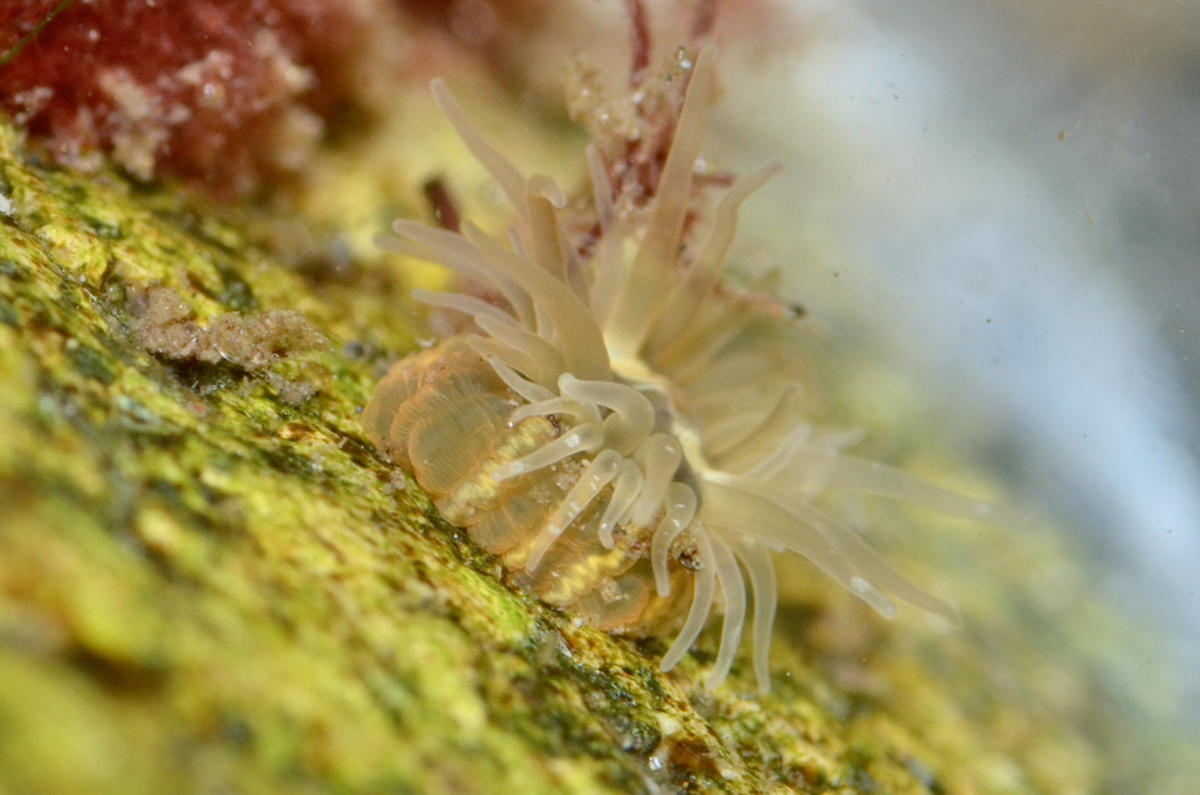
(735, 540, 778, 696)
(631, 433, 683, 525)
(491, 422, 604, 481)
(706, 538, 747, 689)
(646, 162, 781, 355)
(506, 227, 529, 259)
(651, 482, 698, 596)
(661, 526, 717, 672)
(466, 335, 542, 384)
(475, 313, 565, 384)
(557, 213, 591, 304)
(585, 221, 629, 329)
(785, 452, 1013, 523)
(383, 222, 535, 329)
(652, 302, 748, 386)
(709, 474, 959, 623)
(559, 374, 655, 455)
(767, 493, 959, 624)
(708, 384, 804, 463)
(586, 143, 614, 230)
(463, 222, 612, 381)
(741, 425, 814, 481)
(526, 449, 623, 570)
(700, 479, 900, 618)
(474, 351, 554, 402)
(524, 176, 568, 284)
(598, 459, 644, 547)
(411, 288, 516, 326)
(605, 45, 717, 358)
(510, 397, 601, 426)
(431, 78, 527, 212)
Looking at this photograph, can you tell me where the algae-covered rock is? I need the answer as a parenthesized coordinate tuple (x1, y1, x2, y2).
(0, 94, 1195, 795)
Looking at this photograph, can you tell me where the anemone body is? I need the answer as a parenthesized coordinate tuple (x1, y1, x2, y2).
(364, 46, 998, 694)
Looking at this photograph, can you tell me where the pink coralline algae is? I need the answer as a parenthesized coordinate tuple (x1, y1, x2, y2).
(0, 0, 376, 196)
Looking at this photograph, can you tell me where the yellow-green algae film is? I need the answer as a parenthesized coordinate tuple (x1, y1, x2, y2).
(0, 61, 1197, 795)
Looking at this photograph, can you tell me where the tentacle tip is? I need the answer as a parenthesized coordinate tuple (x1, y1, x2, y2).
(850, 576, 898, 618)
(525, 550, 547, 573)
(429, 77, 453, 106)
(491, 463, 523, 482)
(374, 232, 405, 251)
(529, 174, 567, 208)
(935, 603, 964, 630)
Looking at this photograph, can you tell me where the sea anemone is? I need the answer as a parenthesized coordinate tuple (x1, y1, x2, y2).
(364, 45, 1000, 694)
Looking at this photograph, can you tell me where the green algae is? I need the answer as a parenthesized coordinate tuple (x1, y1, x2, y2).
(0, 105, 1197, 795)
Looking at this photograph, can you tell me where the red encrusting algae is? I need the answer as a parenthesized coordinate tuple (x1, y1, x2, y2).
(0, 0, 376, 196)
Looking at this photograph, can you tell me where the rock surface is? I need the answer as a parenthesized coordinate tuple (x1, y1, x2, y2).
(0, 107, 1194, 795)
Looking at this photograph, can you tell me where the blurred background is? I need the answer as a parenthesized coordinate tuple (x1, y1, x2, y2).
(705, 0, 1200, 719)
(702, 0, 1200, 729)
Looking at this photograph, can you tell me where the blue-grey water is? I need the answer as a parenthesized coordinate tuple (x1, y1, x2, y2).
(715, 0, 1200, 719)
